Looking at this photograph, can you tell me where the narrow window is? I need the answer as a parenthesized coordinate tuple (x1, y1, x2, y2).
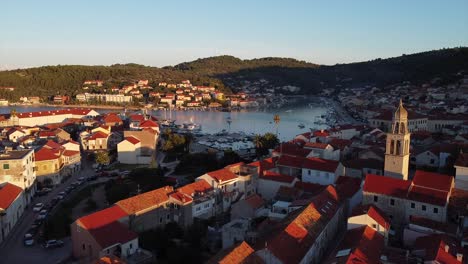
(373, 196, 378, 202)
(411, 203, 415, 209)
(433, 208, 438, 214)
(422, 205, 426, 211)
(390, 199, 395, 206)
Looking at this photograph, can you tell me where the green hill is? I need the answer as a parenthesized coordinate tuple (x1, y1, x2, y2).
(0, 47, 467, 101)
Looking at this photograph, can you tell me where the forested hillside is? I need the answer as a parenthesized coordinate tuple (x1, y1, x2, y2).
(0, 47, 467, 101)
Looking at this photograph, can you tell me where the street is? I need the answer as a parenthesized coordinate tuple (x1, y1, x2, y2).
(0, 157, 95, 264)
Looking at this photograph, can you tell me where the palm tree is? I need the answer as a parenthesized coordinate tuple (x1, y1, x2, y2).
(253, 134, 265, 158)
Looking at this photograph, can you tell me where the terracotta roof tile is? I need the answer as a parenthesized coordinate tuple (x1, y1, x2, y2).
(412, 170, 453, 192)
(88, 131, 109, 140)
(260, 171, 295, 183)
(35, 147, 61, 161)
(244, 194, 264, 210)
(78, 206, 129, 230)
(325, 226, 385, 264)
(139, 120, 159, 128)
(89, 221, 137, 249)
(124, 136, 140, 145)
(414, 234, 463, 264)
(178, 179, 213, 197)
(302, 157, 339, 172)
(116, 186, 173, 214)
(0, 183, 22, 209)
(363, 174, 411, 199)
(207, 169, 238, 183)
(208, 241, 256, 264)
(303, 142, 329, 149)
(266, 186, 340, 264)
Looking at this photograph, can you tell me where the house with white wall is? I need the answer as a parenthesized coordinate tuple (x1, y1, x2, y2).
(0, 183, 25, 244)
(301, 157, 343, 185)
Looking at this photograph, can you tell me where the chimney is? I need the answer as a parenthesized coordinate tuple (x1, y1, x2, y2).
(456, 253, 463, 262)
(444, 245, 449, 253)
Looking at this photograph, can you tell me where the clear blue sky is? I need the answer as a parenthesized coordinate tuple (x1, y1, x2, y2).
(1, 0, 467, 68)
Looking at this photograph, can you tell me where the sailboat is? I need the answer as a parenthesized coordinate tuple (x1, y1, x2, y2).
(182, 117, 202, 131)
(160, 105, 176, 127)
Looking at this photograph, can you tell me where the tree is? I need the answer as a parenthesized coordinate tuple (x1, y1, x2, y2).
(95, 151, 110, 165)
(254, 133, 279, 158)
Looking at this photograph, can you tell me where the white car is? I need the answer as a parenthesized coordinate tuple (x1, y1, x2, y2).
(33, 203, 44, 212)
(37, 209, 48, 220)
(24, 233, 34, 246)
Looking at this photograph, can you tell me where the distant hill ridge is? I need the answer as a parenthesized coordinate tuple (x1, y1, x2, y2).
(0, 47, 467, 99)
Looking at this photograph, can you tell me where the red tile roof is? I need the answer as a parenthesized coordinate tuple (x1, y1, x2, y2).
(248, 157, 276, 176)
(293, 181, 326, 195)
(363, 174, 411, 199)
(302, 157, 339, 172)
(78, 206, 129, 230)
(325, 226, 385, 264)
(313, 130, 329, 137)
(368, 205, 391, 229)
(364, 173, 452, 206)
(169, 191, 193, 204)
(414, 234, 463, 264)
(35, 147, 61, 161)
(63, 150, 80, 157)
(260, 171, 296, 183)
(412, 170, 453, 192)
(208, 241, 256, 264)
(267, 186, 340, 264)
(15, 108, 94, 118)
(0, 183, 22, 209)
(124, 136, 140, 145)
(207, 169, 238, 183)
(88, 131, 109, 140)
(129, 114, 145, 122)
(335, 176, 362, 200)
(304, 142, 329, 149)
(274, 143, 311, 158)
(244, 194, 264, 210)
(116, 186, 173, 214)
(44, 140, 64, 150)
(407, 185, 449, 206)
(139, 120, 159, 128)
(95, 255, 125, 264)
(38, 130, 56, 138)
(89, 221, 138, 249)
(178, 179, 213, 197)
(329, 138, 352, 150)
(103, 113, 122, 124)
(277, 155, 304, 169)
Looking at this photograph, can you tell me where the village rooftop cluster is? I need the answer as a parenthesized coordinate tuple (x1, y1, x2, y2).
(0, 98, 467, 263)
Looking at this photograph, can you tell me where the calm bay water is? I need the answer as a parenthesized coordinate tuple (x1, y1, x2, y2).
(0, 99, 331, 141)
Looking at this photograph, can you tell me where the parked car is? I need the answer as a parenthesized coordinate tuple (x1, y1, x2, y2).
(57, 192, 66, 199)
(44, 240, 64, 249)
(24, 234, 34, 246)
(33, 203, 44, 212)
(37, 210, 48, 220)
(78, 177, 85, 182)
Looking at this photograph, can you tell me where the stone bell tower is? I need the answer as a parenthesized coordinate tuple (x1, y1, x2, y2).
(384, 99, 410, 180)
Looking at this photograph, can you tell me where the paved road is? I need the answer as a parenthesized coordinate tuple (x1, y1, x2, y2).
(0, 157, 95, 264)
